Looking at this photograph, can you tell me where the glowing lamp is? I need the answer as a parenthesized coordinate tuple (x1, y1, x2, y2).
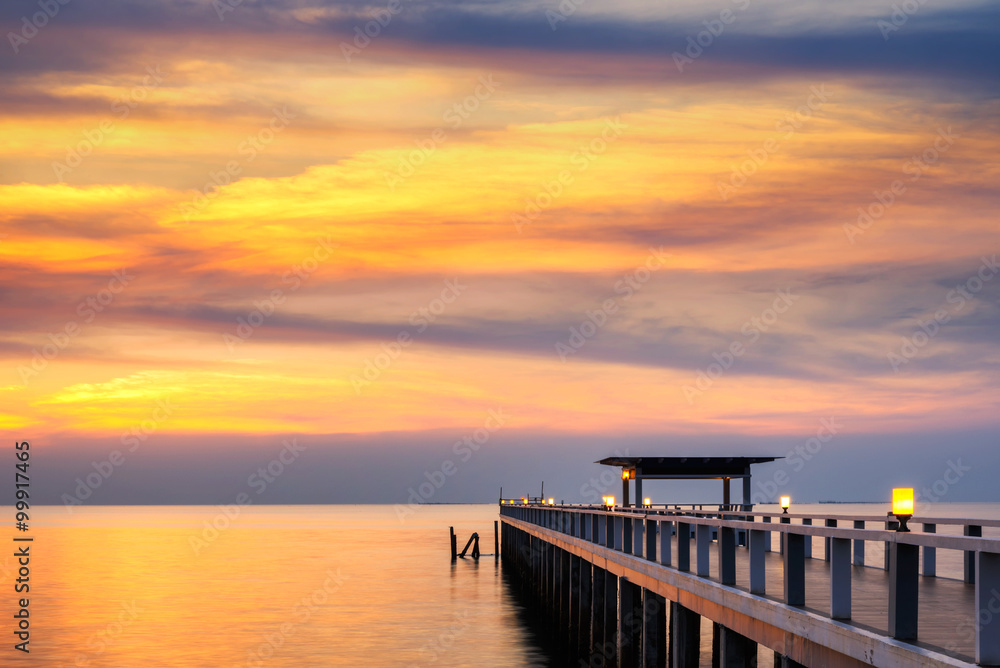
(547, 498, 554, 505)
(604, 496, 615, 508)
(643, 498, 651, 507)
(622, 470, 631, 480)
(522, 497, 528, 505)
(780, 496, 790, 514)
(892, 488, 914, 532)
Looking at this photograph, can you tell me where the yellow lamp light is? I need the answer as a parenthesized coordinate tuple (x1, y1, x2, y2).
(892, 488, 914, 532)
(547, 498, 554, 505)
(604, 496, 615, 508)
(522, 497, 528, 505)
(780, 496, 790, 513)
(622, 470, 631, 480)
(643, 498, 651, 507)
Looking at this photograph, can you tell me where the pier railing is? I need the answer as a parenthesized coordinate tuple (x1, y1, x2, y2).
(499, 501, 1000, 664)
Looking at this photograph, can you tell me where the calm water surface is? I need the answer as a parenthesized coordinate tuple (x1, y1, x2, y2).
(5, 502, 999, 667)
(4, 504, 545, 667)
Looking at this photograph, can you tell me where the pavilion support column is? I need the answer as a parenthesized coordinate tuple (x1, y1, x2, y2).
(723, 477, 731, 507)
(635, 471, 643, 508)
(623, 474, 631, 508)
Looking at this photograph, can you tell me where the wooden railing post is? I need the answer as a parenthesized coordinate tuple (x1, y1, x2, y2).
(922, 523, 936, 576)
(802, 517, 813, 558)
(853, 520, 865, 566)
(749, 529, 765, 594)
(888, 541, 919, 640)
(965, 524, 982, 583)
(830, 537, 852, 619)
(660, 519, 672, 567)
(696, 523, 711, 576)
(824, 519, 837, 561)
(633, 517, 644, 557)
(784, 532, 806, 606)
(719, 526, 737, 585)
(976, 551, 1000, 664)
(677, 521, 691, 572)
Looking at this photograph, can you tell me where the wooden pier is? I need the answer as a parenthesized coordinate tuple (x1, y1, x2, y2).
(499, 502, 1000, 667)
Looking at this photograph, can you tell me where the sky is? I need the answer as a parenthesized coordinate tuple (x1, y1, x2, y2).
(2, 0, 998, 507)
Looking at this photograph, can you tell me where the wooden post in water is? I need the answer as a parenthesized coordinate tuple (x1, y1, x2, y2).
(494, 520, 499, 559)
(450, 526, 457, 560)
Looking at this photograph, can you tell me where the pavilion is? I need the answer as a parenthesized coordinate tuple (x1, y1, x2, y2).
(595, 456, 780, 509)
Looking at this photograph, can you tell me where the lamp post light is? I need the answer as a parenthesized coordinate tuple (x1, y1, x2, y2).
(780, 496, 790, 514)
(892, 488, 914, 532)
(643, 497, 651, 508)
(604, 496, 615, 508)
